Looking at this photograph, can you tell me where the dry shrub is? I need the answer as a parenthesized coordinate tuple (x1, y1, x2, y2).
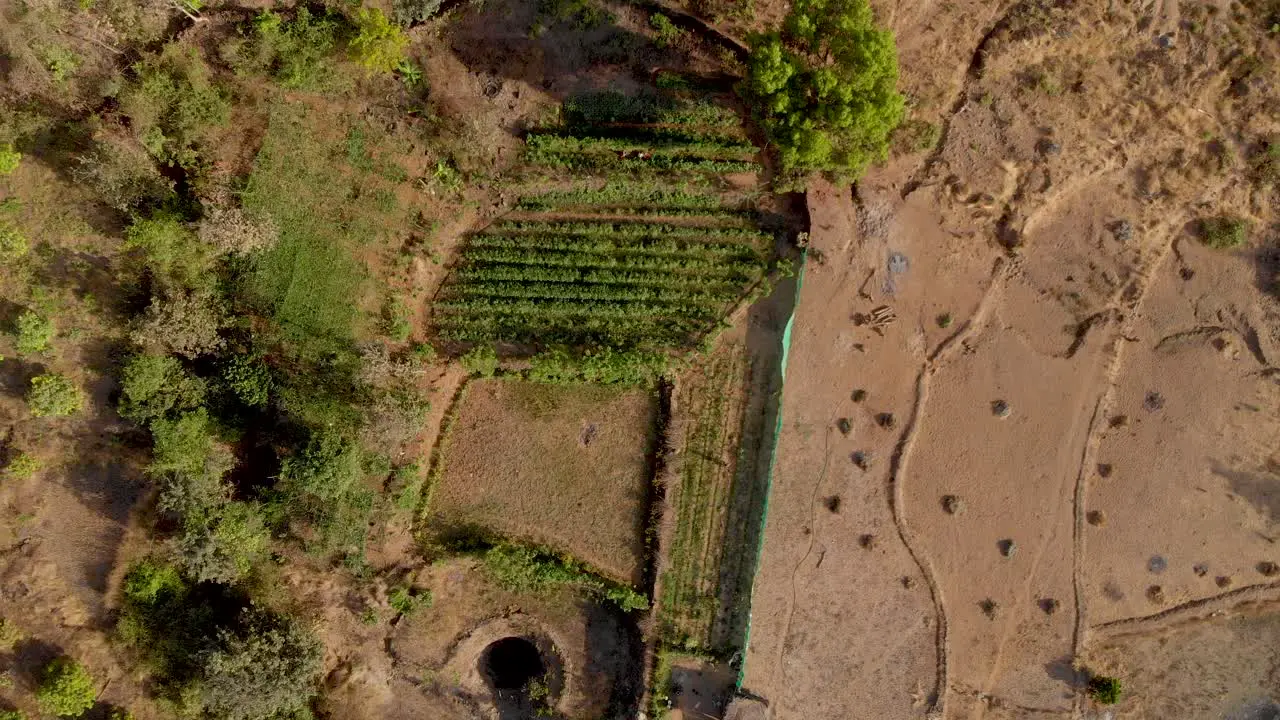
(131, 290, 225, 358)
(198, 205, 279, 256)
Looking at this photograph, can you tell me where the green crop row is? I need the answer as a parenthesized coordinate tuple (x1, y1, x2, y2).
(562, 91, 741, 129)
(525, 132, 756, 159)
(516, 182, 749, 212)
(465, 233, 760, 260)
(436, 295, 722, 321)
(517, 207, 756, 223)
(448, 280, 735, 306)
(452, 264, 749, 291)
(435, 316, 698, 346)
(485, 219, 769, 242)
(461, 247, 764, 275)
(526, 147, 758, 174)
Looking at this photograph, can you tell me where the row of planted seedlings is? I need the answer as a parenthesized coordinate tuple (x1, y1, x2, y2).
(434, 186, 775, 348)
(659, 342, 751, 651)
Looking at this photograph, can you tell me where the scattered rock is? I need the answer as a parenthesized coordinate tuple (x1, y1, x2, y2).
(991, 399, 1012, 418)
(1109, 415, 1129, 428)
(1179, 267, 1196, 281)
(942, 495, 965, 515)
(1216, 575, 1233, 589)
(875, 412, 897, 430)
(837, 418, 852, 435)
(1156, 32, 1175, 49)
(1039, 139, 1062, 156)
(824, 496, 842, 513)
(1038, 598, 1060, 615)
(1110, 219, 1134, 243)
(1146, 585, 1166, 604)
(851, 451, 872, 470)
(1257, 561, 1280, 577)
(1097, 463, 1113, 478)
(1144, 391, 1166, 411)
(858, 534, 877, 550)
(1148, 555, 1167, 574)
(851, 389, 868, 403)
(901, 576, 916, 589)
(1193, 563, 1209, 577)
(979, 598, 999, 619)
(1087, 510, 1107, 526)
(936, 313, 953, 328)
(998, 539, 1017, 558)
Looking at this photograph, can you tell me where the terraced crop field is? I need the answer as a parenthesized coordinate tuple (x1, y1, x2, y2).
(434, 93, 773, 350)
(660, 342, 752, 651)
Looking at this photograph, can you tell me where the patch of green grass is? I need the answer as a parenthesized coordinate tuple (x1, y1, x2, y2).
(1086, 674, 1122, 705)
(242, 107, 383, 349)
(1200, 215, 1249, 249)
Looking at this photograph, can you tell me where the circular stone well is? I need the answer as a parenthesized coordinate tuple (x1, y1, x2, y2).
(482, 636, 545, 690)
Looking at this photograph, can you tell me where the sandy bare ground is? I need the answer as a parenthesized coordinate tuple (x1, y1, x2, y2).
(744, 0, 1279, 713)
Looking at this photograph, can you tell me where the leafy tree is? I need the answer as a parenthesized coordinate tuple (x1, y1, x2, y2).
(131, 290, 226, 359)
(392, 0, 443, 26)
(27, 374, 83, 417)
(72, 134, 174, 212)
(742, 0, 904, 177)
(277, 429, 373, 555)
(118, 353, 208, 425)
(175, 501, 270, 583)
(120, 44, 230, 169)
(349, 7, 408, 74)
(149, 410, 235, 519)
(36, 658, 96, 718)
(0, 142, 20, 174)
(14, 309, 54, 354)
(197, 205, 278, 256)
(197, 609, 322, 720)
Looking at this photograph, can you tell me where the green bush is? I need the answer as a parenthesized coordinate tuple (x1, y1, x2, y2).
(36, 658, 96, 718)
(349, 7, 408, 74)
(460, 345, 499, 377)
(392, 0, 443, 26)
(0, 223, 28, 259)
(742, 0, 904, 177)
(4, 452, 40, 480)
(222, 355, 272, 408)
(14, 310, 54, 354)
(484, 543, 649, 611)
(388, 585, 431, 616)
(1086, 674, 1122, 705)
(528, 346, 668, 386)
(650, 13, 683, 48)
(124, 213, 217, 291)
(0, 617, 23, 651)
(27, 374, 83, 417)
(0, 142, 20, 174)
(1200, 215, 1249, 249)
(0, 709, 26, 720)
(120, 45, 230, 169)
(118, 353, 208, 425)
(244, 8, 340, 90)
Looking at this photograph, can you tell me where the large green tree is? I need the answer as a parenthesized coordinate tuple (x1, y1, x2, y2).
(743, 0, 904, 177)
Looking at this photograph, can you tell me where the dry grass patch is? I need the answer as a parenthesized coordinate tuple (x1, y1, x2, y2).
(429, 378, 658, 584)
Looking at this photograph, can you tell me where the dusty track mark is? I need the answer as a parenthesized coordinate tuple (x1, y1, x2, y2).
(884, 256, 1012, 716)
(770, 428, 834, 719)
(1090, 581, 1280, 638)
